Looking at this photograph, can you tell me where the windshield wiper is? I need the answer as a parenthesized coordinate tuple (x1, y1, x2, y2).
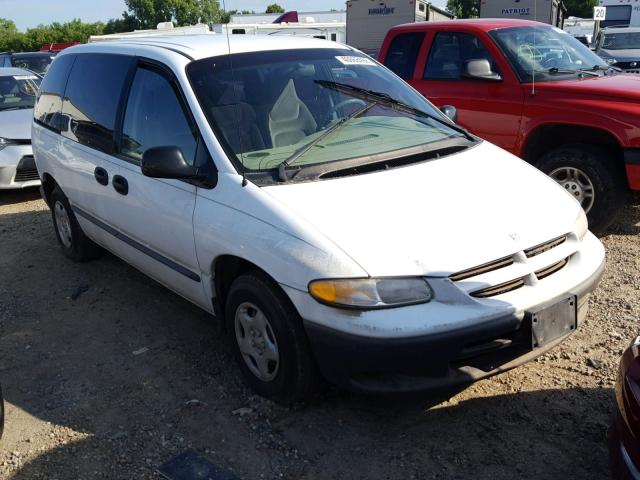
(276, 101, 376, 181)
(314, 80, 475, 141)
(543, 67, 599, 77)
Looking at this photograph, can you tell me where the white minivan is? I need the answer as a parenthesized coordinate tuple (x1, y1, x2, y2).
(32, 36, 605, 403)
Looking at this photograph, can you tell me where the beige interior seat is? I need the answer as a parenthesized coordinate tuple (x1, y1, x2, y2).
(268, 79, 317, 148)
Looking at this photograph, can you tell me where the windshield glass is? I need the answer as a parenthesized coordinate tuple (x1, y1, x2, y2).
(187, 48, 468, 182)
(0, 73, 40, 111)
(602, 31, 640, 50)
(11, 55, 54, 75)
(489, 26, 608, 81)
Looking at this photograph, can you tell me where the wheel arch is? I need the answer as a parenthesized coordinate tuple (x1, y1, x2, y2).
(521, 123, 625, 171)
(211, 254, 286, 320)
(40, 173, 59, 207)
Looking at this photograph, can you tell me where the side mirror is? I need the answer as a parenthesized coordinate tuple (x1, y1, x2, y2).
(462, 59, 502, 81)
(141, 146, 201, 180)
(440, 105, 458, 123)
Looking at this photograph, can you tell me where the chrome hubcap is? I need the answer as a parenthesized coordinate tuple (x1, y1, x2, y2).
(234, 302, 279, 381)
(549, 166, 595, 213)
(54, 201, 73, 248)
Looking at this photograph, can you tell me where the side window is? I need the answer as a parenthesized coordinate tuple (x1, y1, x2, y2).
(121, 67, 197, 165)
(383, 32, 425, 80)
(34, 54, 75, 132)
(424, 32, 498, 80)
(61, 54, 132, 154)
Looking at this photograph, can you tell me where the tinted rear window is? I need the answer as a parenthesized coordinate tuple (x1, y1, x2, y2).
(61, 54, 132, 153)
(34, 54, 75, 132)
(383, 32, 425, 80)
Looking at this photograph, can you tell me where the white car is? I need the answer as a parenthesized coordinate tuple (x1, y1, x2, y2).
(0, 68, 41, 189)
(32, 36, 605, 403)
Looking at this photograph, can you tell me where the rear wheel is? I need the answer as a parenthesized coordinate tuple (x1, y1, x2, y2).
(50, 186, 101, 262)
(225, 271, 321, 403)
(536, 144, 627, 235)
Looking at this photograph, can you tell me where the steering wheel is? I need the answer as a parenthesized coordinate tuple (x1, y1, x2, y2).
(328, 98, 367, 118)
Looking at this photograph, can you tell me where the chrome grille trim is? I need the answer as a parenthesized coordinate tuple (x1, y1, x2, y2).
(471, 277, 525, 298)
(448, 255, 514, 282)
(524, 235, 567, 258)
(535, 257, 569, 280)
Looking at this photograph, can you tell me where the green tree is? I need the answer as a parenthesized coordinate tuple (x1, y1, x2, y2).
(265, 3, 285, 14)
(123, 0, 224, 28)
(446, 0, 479, 18)
(563, 0, 599, 17)
(0, 18, 105, 52)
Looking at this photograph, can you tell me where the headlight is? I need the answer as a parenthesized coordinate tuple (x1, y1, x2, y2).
(575, 208, 588, 241)
(308, 277, 432, 309)
(0, 137, 16, 151)
(605, 58, 617, 65)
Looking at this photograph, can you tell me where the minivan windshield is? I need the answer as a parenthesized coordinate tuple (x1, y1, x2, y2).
(489, 26, 609, 81)
(602, 31, 640, 50)
(187, 48, 470, 183)
(0, 73, 40, 111)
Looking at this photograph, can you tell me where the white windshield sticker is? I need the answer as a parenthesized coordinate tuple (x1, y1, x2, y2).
(13, 75, 38, 81)
(335, 56, 376, 66)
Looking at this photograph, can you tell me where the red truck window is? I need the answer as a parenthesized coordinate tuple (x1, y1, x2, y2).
(424, 32, 499, 80)
(384, 32, 425, 80)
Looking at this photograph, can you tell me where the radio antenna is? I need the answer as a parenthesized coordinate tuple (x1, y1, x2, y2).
(220, 0, 248, 186)
(531, 0, 537, 96)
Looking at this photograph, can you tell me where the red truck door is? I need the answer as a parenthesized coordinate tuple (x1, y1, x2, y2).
(404, 30, 526, 155)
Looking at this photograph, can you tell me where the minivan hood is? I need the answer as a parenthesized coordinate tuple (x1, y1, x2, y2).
(0, 108, 33, 140)
(263, 141, 580, 277)
(535, 72, 640, 101)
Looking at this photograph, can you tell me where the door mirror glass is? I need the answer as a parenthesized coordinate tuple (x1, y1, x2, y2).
(141, 146, 201, 180)
(440, 105, 458, 123)
(463, 59, 502, 81)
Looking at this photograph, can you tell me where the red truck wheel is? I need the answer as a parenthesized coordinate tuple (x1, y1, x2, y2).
(537, 144, 627, 235)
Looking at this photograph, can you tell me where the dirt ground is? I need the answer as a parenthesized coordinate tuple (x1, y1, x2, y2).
(0, 188, 639, 480)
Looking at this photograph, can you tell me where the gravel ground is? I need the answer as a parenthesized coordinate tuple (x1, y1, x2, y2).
(0, 188, 638, 480)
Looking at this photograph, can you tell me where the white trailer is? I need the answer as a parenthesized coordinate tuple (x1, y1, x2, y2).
(479, 0, 566, 27)
(212, 21, 346, 43)
(346, 0, 453, 57)
(597, 0, 640, 27)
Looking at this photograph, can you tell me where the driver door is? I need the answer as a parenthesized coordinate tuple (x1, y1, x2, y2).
(411, 31, 525, 154)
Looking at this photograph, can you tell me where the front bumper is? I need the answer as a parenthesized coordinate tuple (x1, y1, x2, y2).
(0, 144, 40, 189)
(289, 233, 605, 394)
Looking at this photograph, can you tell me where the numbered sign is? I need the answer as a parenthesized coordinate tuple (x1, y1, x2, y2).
(593, 6, 606, 20)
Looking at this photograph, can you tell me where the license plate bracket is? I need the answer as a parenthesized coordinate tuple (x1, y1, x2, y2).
(529, 295, 577, 349)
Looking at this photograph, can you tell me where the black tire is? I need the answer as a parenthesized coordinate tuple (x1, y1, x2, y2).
(225, 271, 321, 404)
(536, 144, 627, 235)
(0, 384, 4, 440)
(50, 186, 102, 262)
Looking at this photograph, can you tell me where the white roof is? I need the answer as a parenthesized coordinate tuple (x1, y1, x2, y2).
(65, 34, 352, 61)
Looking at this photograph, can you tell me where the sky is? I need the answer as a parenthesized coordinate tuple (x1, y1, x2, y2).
(7, 0, 447, 31)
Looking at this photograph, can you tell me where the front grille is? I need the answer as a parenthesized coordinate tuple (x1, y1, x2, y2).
(471, 277, 526, 298)
(452, 233, 573, 299)
(524, 235, 567, 258)
(614, 61, 640, 71)
(449, 255, 514, 282)
(14, 155, 39, 182)
(534, 257, 569, 280)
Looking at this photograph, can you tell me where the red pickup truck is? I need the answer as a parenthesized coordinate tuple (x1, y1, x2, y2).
(379, 19, 640, 233)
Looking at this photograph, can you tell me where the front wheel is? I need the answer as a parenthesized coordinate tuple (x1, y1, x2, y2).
(536, 144, 627, 235)
(225, 271, 321, 404)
